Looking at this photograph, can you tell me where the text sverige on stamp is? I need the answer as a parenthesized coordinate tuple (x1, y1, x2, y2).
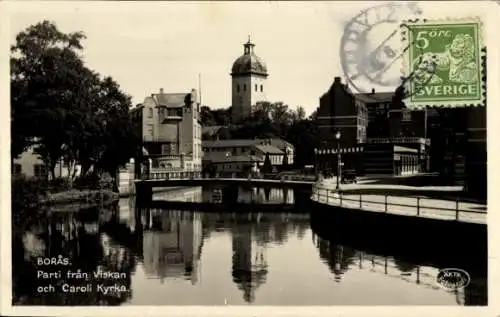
(402, 18, 485, 107)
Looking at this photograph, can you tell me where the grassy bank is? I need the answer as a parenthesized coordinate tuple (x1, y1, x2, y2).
(12, 175, 119, 212)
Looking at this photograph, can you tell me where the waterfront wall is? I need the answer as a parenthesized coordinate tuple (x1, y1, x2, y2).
(309, 200, 487, 271)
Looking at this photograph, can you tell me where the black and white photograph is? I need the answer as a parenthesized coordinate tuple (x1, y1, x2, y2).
(1, 0, 498, 316)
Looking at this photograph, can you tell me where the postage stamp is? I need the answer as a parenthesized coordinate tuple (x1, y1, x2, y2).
(402, 18, 485, 107)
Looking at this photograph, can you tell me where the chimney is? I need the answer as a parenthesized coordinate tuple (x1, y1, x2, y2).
(371, 88, 375, 94)
(159, 88, 164, 94)
(334, 77, 341, 84)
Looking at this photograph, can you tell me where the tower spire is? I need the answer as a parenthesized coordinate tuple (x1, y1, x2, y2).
(243, 35, 255, 55)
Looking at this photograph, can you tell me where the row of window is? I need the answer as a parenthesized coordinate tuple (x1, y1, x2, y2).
(237, 84, 263, 93)
(149, 107, 187, 119)
(13, 164, 48, 178)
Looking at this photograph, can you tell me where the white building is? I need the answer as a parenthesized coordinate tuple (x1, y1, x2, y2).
(231, 37, 268, 123)
(12, 144, 81, 179)
(132, 88, 202, 174)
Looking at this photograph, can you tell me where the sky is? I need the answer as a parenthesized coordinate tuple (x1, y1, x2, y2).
(5, 0, 494, 115)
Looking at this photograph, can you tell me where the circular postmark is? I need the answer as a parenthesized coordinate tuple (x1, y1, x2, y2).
(436, 268, 471, 291)
(340, 2, 437, 101)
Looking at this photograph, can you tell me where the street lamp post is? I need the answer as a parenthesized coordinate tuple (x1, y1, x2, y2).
(335, 130, 341, 190)
(314, 148, 318, 175)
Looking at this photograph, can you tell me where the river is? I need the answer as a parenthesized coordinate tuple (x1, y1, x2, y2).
(12, 186, 487, 306)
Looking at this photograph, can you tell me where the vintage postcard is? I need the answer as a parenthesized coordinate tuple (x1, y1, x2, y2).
(0, 1, 498, 317)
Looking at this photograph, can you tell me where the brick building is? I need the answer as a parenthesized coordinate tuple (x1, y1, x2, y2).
(315, 77, 367, 173)
(314, 76, 486, 199)
(316, 77, 368, 148)
(315, 77, 428, 176)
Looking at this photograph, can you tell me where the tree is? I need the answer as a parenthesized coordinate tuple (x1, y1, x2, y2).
(11, 21, 139, 184)
(291, 106, 306, 123)
(281, 150, 289, 171)
(11, 21, 90, 178)
(91, 76, 139, 179)
(286, 119, 319, 167)
(200, 105, 217, 126)
(261, 153, 272, 174)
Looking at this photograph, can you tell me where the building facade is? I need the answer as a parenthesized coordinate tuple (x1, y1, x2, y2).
(12, 144, 82, 179)
(132, 88, 202, 175)
(202, 152, 261, 178)
(315, 77, 430, 176)
(202, 138, 294, 174)
(231, 38, 268, 123)
(316, 77, 368, 149)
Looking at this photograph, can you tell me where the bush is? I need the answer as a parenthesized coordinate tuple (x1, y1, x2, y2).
(46, 177, 72, 193)
(71, 172, 115, 191)
(11, 175, 47, 231)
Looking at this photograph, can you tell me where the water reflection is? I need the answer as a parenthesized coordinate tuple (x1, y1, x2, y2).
(163, 185, 297, 205)
(14, 206, 135, 305)
(312, 234, 487, 305)
(12, 186, 486, 306)
(142, 211, 203, 284)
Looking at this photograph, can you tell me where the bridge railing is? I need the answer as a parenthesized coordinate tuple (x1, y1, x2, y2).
(311, 186, 487, 223)
(142, 170, 202, 180)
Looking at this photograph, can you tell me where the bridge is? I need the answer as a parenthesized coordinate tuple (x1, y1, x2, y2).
(134, 174, 314, 205)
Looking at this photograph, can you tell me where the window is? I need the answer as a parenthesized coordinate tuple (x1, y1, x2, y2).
(147, 124, 154, 139)
(260, 85, 263, 92)
(167, 108, 182, 117)
(243, 84, 246, 91)
(237, 84, 240, 92)
(34, 164, 47, 179)
(148, 108, 153, 118)
(255, 84, 257, 91)
(402, 109, 412, 122)
(13, 164, 22, 175)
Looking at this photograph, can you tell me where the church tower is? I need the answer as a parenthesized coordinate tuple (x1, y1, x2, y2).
(231, 37, 268, 124)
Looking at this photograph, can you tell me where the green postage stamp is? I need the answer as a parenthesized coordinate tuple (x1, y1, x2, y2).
(402, 18, 484, 107)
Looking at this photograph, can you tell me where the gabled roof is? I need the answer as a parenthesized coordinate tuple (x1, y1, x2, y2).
(268, 138, 294, 150)
(253, 144, 284, 155)
(203, 139, 261, 148)
(202, 125, 224, 136)
(203, 151, 262, 163)
(354, 92, 395, 103)
(153, 93, 189, 108)
(202, 138, 294, 150)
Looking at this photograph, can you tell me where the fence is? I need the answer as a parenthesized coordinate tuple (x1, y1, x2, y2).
(312, 186, 487, 223)
(143, 170, 202, 180)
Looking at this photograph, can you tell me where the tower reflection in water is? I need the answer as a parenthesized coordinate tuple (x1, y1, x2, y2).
(126, 186, 307, 303)
(230, 216, 269, 303)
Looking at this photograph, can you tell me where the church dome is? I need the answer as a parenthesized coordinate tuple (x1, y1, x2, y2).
(231, 38, 268, 77)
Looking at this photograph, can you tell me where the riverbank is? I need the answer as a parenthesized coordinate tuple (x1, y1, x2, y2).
(40, 189, 119, 212)
(118, 185, 188, 198)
